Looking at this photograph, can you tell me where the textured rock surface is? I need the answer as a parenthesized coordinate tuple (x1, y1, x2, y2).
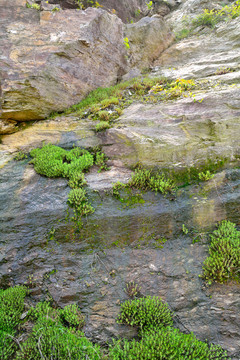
(0, 151, 239, 355)
(102, 86, 240, 168)
(44, 0, 180, 22)
(154, 17, 240, 79)
(165, 0, 234, 33)
(0, 0, 240, 357)
(0, 1, 127, 126)
(125, 16, 174, 69)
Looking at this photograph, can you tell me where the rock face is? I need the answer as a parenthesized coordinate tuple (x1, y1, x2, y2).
(165, 0, 234, 32)
(102, 86, 240, 168)
(0, 0, 240, 358)
(154, 18, 240, 79)
(45, 0, 180, 22)
(0, 1, 127, 126)
(125, 16, 174, 69)
(0, 137, 239, 355)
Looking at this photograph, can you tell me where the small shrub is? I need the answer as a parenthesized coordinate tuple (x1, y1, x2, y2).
(117, 296, 173, 331)
(26, 2, 40, 10)
(129, 168, 152, 190)
(95, 151, 109, 171)
(215, 67, 232, 75)
(61, 304, 85, 329)
(198, 170, 214, 181)
(112, 182, 126, 198)
(203, 220, 240, 283)
(124, 37, 130, 49)
(95, 121, 110, 132)
(30, 144, 95, 217)
(29, 301, 59, 323)
(98, 110, 111, 121)
(124, 281, 141, 298)
(192, 9, 223, 28)
(182, 224, 189, 235)
(68, 172, 87, 189)
(14, 151, 28, 161)
(175, 28, 191, 41)
(68, 188, 94, 216)
(115, 107, 123, 116)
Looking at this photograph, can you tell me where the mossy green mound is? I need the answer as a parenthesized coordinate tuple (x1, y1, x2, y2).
(203, 220, 240, 283)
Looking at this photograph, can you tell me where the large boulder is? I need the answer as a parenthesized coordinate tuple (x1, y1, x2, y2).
(0, 1, 127, 132)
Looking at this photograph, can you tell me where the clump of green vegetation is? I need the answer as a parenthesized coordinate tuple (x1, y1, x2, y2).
(59, 76, 177, 121)
(0, 286, 28, 331)
(26, 2, 40, 10)
(101, 97, 119, 108)
(30, 144, 93, 180)
(95, 121, 111, 132)
(16, 300, 101, 360)
(129, 168, 176, 195)
(192, 8, 223, 28)
(68, 188, 94, 216)
(124, 281, 141, 298)
(0, 287, 230, 359)
(98, 110, 111, 121)
(0, 286, 28, 360)
(30, 144, 109, 219)
(117, 296, 173, 332)
(74, 0, 102, 10)
(203, 220, 240, 284)
(111, 295, 229, 359)
(161, 157, 227, 188)
(112, 181, 126, 198)
(198, 170, 214, 181)
(215, 67, 233, 75)
(14, 151, 28, 161)
(95, 150, 109, 171)
(175, 28, 191, 41)
(149, 78, 196, 100)
(175, 1, 240, 40)
(61, 304, 85, 329)
(109, 326, 229, 359)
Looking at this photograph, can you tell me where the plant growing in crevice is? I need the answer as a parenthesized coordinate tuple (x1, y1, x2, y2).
(202, 220, 240, 284)
(198, 170, 214, 181)
(124, 281, 141, 298)
(61, 304, 85, 329)
(95, 121, 110, 132)
(68, 188, 94, 216)
(117, 296, 173, 332)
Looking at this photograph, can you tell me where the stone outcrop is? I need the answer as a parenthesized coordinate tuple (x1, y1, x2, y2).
(42, 0, 181, 22)
(0, 0, 127, 129)
(124, 16, 174, 69)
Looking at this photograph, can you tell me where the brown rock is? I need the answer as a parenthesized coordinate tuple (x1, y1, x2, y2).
(125, 16, 174, 69)
(0, 2, 127, 129)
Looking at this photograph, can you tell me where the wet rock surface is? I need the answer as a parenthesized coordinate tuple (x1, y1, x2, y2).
(0, 0, 240, 357)
(0, 145, 240, 355)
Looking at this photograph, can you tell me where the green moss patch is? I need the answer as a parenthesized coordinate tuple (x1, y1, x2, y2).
(203, 220, 240, 284)
(30, 144, 108, 219)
